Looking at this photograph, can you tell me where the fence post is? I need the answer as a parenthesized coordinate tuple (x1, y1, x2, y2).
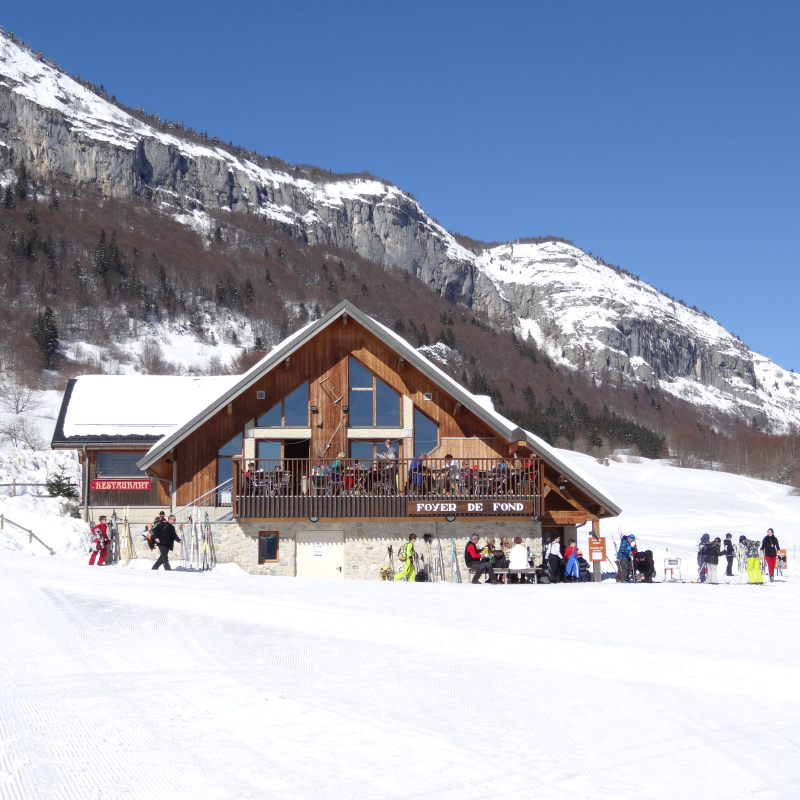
(11, 479, 15, 497)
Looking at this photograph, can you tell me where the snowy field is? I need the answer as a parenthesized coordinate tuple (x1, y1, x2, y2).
(2, 453, 800, 799)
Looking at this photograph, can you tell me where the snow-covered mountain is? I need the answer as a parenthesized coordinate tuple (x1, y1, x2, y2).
(1, 29, 797, 430)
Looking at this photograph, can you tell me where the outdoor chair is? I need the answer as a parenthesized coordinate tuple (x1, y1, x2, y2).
(663, 557, 682, 582)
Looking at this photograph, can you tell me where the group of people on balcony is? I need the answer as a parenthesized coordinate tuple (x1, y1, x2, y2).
(241, 445, 537, 499)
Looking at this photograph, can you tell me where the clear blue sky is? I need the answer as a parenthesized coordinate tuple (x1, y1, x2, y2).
(4, 1, 799, 367)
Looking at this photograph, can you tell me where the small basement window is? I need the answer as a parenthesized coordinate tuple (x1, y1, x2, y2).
(258, 531, 279, 564)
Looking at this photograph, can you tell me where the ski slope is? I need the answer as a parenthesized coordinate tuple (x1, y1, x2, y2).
(1, 453, 800, 799)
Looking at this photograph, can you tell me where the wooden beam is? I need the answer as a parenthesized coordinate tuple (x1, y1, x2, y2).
(543, 477, 593, 516)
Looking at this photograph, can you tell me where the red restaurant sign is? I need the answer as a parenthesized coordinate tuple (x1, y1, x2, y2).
(91, 479, 152, 491)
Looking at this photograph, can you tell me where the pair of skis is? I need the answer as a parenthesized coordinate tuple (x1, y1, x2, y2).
(181, 512, 215, 571)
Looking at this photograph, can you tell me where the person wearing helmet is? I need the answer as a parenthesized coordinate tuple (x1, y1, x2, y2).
(739, 535, 764, 585)
(616, 535, 633, 582)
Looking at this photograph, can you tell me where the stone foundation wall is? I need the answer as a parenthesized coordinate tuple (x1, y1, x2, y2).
(208, 518, 543, 580)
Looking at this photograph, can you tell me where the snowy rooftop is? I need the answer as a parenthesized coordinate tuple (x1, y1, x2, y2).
(58, 375, 239, 440)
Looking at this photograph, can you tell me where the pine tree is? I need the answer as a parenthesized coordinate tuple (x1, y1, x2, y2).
(214, 225, 223, 244)
(45, 467, 77, 498)
(244, 278, 255, 302)
(50, 192, 61, 210)
(14, 162, 27, 201)
(3, 186, 15, 209)
(30, 306, 59, 368)
(93, 230, 109, 276)
(108, 231, 121, 274)
(26, 207, 38, 225)
(264, 269, 273, 285)
(254, 336, 265, 351)
(313, 303, 322, 320)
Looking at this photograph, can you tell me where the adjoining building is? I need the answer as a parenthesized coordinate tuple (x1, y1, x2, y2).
(52, 300, 620, 578)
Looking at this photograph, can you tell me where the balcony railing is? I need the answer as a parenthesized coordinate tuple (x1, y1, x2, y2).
(232, 456, 542, 519)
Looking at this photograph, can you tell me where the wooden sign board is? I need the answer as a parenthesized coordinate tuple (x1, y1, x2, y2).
(588, 536, 607, 562)
(91, 479, 152, 491)
(544, 511, 587, 525)
(408, 500, 535, 517)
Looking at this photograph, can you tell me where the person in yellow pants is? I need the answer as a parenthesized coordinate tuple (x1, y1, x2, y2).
(739, 535, 764, 584)
(394, 534, 417, 581)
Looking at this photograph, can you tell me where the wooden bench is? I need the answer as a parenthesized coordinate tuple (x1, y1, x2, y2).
(467, 566, 537, 584)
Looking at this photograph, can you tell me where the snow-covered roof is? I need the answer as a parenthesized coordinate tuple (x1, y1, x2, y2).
(133, 301, 620, 515)
(53, 375, 239, 443)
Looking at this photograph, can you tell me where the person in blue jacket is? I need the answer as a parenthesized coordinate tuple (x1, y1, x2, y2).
(617, 535, 633, 582)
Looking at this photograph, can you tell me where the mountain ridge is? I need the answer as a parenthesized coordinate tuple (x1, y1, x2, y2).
(1, 28, 797, 432)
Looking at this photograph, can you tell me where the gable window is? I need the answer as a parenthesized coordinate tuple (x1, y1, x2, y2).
(413, 408, 438, 456)
(348, 357, 400, 427)
(257, 382, 309, 427)
(97, 452, 147, 477)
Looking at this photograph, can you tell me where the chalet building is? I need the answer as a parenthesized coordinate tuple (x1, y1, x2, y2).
(52, 301, 620, 579)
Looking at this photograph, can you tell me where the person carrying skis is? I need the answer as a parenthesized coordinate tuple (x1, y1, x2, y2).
(696, 534, 710, 582)
(722, 533, 735, 577)
(394, 533, 417, 582)
(151, 514, 182, 571)
(738, 535, 764, 585)
(616, 535, 633, 582)
(464, 534, 497, 584)
(88, 516, 110, 565)
(761, 528, 780, 582)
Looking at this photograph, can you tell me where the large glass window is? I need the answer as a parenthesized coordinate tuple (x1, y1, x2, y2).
(257, 381, 309, 426)
(351, 440, 401, 469)
(217, 433, 242, 493)
(413, 409, 438, 457)
(257, 441, 281, 461)
(97, 452, 147, 477)
(348, 357, 400, 427)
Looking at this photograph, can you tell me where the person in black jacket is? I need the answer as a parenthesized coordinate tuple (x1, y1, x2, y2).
(464, 535, 497, 584)
(722, 533, 735, 577)
(761, 528, 780, 582)
(706, 538, 721, 584)
(151, 514, 182, 571)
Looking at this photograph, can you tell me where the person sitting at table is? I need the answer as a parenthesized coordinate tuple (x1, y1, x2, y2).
(409, 452, 430, 495)
(464, 534, 497, 584)
(330, 452, 346, 494)
(311, 458, 330, 495)
(244, 462, 257, 495)
(441, 453, 461, 493)
(508, 536, 530, 583)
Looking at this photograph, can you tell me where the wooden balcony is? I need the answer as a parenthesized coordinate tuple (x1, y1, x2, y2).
(232, 456, 543, 520)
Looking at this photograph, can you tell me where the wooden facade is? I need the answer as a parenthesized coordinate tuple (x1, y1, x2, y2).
(166, 317, 526, 509)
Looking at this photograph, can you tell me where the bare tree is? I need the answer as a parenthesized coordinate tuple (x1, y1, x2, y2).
(138, 338, 166, 375)
(0, 417, 47, 449)
(0, 379, 44, 415)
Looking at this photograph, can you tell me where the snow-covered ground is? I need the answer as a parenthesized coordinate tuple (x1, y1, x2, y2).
(2, 449, 800, 798)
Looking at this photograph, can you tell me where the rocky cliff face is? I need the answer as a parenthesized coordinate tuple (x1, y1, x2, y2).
(1, 32, 798, 429)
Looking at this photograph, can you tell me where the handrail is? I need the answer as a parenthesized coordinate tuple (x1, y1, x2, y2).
(0, 514, 55, 555)
(173, 478, 233, 516)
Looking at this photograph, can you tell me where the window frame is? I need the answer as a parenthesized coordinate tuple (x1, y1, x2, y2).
(96, 451, 149, 478)
(347, 357, 401, 427)
(257, 381, 309, 427)
(258, 531, 280, 564)
(413, 407, 439, 457)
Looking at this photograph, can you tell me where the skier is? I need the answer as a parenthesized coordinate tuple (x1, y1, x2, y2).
(151, 514, 182, 571)
(616, 535, 633, 582)
(738, 535, 764, 585)
(706, 537, 721, 585)
(88, 516, 110, 565)
(761, 528, 780, 582)
(394, 533, 417, 582)
(696, 533, 710, 582)
(722, 533, 735, 577)
(546, 534, 563, 583)
(464, 534, 497, 584)
(564, 539, 581, 582)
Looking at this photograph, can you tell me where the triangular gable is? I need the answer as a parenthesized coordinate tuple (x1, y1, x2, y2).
(136, 300, 621, 516)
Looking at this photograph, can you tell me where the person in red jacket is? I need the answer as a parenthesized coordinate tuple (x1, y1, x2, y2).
(88, 516, 109, 565)
(464, 535, 497, 584)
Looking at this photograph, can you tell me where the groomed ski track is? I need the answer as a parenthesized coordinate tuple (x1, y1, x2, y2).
(2, 552, 800, 799)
